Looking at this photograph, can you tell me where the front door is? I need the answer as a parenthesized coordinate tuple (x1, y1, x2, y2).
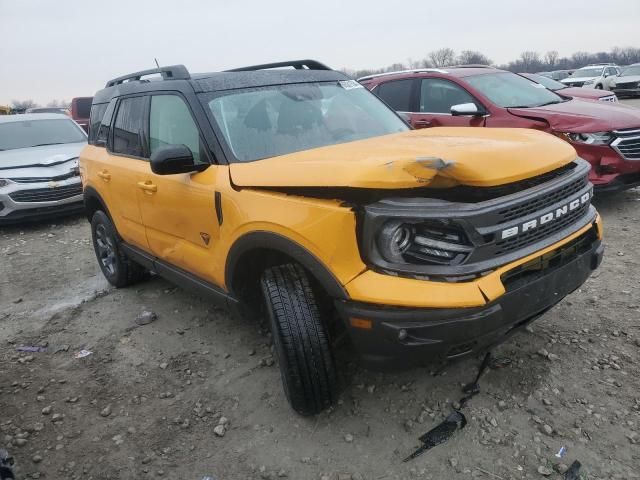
(137, 93, 221, 283)
(411, 78, 486, 128)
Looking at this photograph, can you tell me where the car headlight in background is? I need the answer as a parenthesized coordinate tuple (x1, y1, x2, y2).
(583, 79, 595, 85)
(0, 179, 14, 188)
(566, 132, 614, 145)
(376, 219, 473, 266)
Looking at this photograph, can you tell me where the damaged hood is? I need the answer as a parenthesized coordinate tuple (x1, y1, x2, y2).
(0, 142, 85, 172)
(229, 128, 577, 189)
(508, 99, 640, 132)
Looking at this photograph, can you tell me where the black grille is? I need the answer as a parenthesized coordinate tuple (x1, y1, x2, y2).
(613, 130, 640, 160)
(566, 81, 585, 87)
(495, 203, 590, 255)
(616, 81, 639, 88)
(9, 184, 82, 203)
(497, 174, 589, 222)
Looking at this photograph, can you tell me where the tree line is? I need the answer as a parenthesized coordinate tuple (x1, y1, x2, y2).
(343, 46, 640, 79)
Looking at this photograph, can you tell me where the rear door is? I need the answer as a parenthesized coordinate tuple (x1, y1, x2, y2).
(89, 96, 149, 249)
(137, 93, 220, 283)
(412, 78, 486, 128)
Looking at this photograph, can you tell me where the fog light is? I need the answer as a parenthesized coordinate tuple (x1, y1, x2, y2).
(398, 329, 408, 341)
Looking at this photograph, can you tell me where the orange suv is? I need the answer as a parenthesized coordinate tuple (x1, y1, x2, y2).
(80, 61, 603, 415)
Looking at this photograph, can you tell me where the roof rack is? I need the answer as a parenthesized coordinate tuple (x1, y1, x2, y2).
(450, 64, 493, 68)
(357, 68, 448, 82)
(226, 60, 331, 72)
(105, 65, 191, 87)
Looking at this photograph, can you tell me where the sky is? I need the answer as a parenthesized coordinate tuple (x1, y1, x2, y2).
(1, 0, 639, 105)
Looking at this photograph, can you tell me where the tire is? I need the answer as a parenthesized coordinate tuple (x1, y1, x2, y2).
(91, 211, 147, 288)
(595, 84, 603, 90)
(261, 263, 338, 416)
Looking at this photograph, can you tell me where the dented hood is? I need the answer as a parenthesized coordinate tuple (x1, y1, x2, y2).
(229, 127, 577, 189)
(508, 98, 640, 132)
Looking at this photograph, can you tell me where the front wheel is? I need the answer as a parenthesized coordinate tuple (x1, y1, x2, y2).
(91, 211, 147, 288)
(261, 264, 338, 416)
(595, 84, 603, 90)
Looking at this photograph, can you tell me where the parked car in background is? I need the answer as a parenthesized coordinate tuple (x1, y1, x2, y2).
(561, 64, 620, 90)
(25, 107, 70, 115)
(520, 73, 618, 102)
(71, 97, 93, 133)
(0, 106, 10, 115)
(609, 63, 640, 98)
(81, 61, 604, 415)
(538, 70, 573, 81)
(360, 66, 640, 192)
(0, 113, 87, 223)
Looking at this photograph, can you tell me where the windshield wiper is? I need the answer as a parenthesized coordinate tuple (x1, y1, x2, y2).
(30, 142, 64, 147)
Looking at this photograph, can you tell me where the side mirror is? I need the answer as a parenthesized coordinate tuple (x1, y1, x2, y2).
(451, 103, 481, 116)
(150, 144, 204, 175)
(603, 72, 610, 78)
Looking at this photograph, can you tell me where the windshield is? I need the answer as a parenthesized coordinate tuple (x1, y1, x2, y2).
(526, 74, 565, 90)
(466, 72, 565, 108)
(0, 119, 86, 151)
(205, 81, 408, 162)
(621, 66, 640, 76)
(573, 67, 604, 78)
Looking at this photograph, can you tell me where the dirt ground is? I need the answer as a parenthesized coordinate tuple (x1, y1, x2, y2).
(2, 105, 640, 480)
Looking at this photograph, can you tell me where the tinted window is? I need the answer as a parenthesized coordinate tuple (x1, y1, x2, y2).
(420, 79, 477, 113)
(150, 95, 203, 164)
(375, 79, 413, 111)
(96, 99, 117, 146)
(0, 118, 86, 151)
(206, 81, 408, 162)
(112, 96, 146, 157)
(89, 103, 108, 144)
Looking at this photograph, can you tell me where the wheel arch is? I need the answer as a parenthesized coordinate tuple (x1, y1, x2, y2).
(83, 186, 111, 222)
(225, 231, 348, 305)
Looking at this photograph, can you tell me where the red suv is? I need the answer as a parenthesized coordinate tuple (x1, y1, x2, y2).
(360, 66, 640, 192)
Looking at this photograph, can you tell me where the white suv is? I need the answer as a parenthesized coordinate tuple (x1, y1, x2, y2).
(561, 64, 621, 90)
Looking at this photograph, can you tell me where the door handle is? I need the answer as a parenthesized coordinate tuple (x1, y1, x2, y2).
(137, 181, 157, 193)
(97, 170, 111, 181)
(414, 120, 432, 128)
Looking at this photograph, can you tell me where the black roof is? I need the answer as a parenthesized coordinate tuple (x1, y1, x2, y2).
(93, 61, 348, 104)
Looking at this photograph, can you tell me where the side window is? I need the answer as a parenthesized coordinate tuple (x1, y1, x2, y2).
(95, 99, 117, 146)
(606, 67, 616, 76)
(375, 79, 413, 112)
(112, 96, 146, 158)
(88, 103, 108, 144)
(420, 78, 477, 114)
(149, 95, 204, 164)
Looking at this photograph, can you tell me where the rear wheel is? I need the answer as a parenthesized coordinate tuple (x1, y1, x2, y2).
(91, 211, 147, 288)
(261, 263, 338, 416)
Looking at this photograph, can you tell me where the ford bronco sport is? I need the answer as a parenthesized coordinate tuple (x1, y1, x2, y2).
(80, 60, 604, 416)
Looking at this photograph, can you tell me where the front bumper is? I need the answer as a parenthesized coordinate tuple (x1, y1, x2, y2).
(0, 178, 83, 225)
(612, 87, 640, 97)
(572, 143, 640, 193)
(336, 227, 603, 369)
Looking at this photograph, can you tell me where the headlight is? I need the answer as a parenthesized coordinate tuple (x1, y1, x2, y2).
(375, 219, 472, 266)
(566, 132, 613, 145)
(0, 179, 14, 188)
(583, 79, 595, 85)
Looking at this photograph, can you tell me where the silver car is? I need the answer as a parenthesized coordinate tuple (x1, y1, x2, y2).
(0, 113, 87, 224)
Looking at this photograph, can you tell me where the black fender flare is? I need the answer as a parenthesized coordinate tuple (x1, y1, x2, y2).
(83, 186, 111, 221)
(225, 231, 349, 300)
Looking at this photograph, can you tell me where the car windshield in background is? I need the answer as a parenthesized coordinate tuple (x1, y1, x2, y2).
(573, 68, 604, 78)
(527, 74, 566, 90)
(205, 81, 408, 162)
(620, 66, 640, 76)
(466, 72, 565, 108)
(0, 119, 86, 152)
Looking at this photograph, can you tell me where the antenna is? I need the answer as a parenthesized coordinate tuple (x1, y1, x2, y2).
(154, 58, 160, 69)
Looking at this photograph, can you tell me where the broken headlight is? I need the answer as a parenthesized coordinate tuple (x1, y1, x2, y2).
(0, 179, 14, 188)
(566, 132, 613, 146)
(376, 219, 473, 267)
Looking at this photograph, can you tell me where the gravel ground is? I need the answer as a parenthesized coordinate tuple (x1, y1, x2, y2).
(1, 101, 639, 480)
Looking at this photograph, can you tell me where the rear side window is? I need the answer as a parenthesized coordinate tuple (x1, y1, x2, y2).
(375, 79, 413, 112)
(88, 103, 108, 144)
(112, 96, 146, 158)
(149, 95, 203, 164)
(95, 99, 117, 146)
